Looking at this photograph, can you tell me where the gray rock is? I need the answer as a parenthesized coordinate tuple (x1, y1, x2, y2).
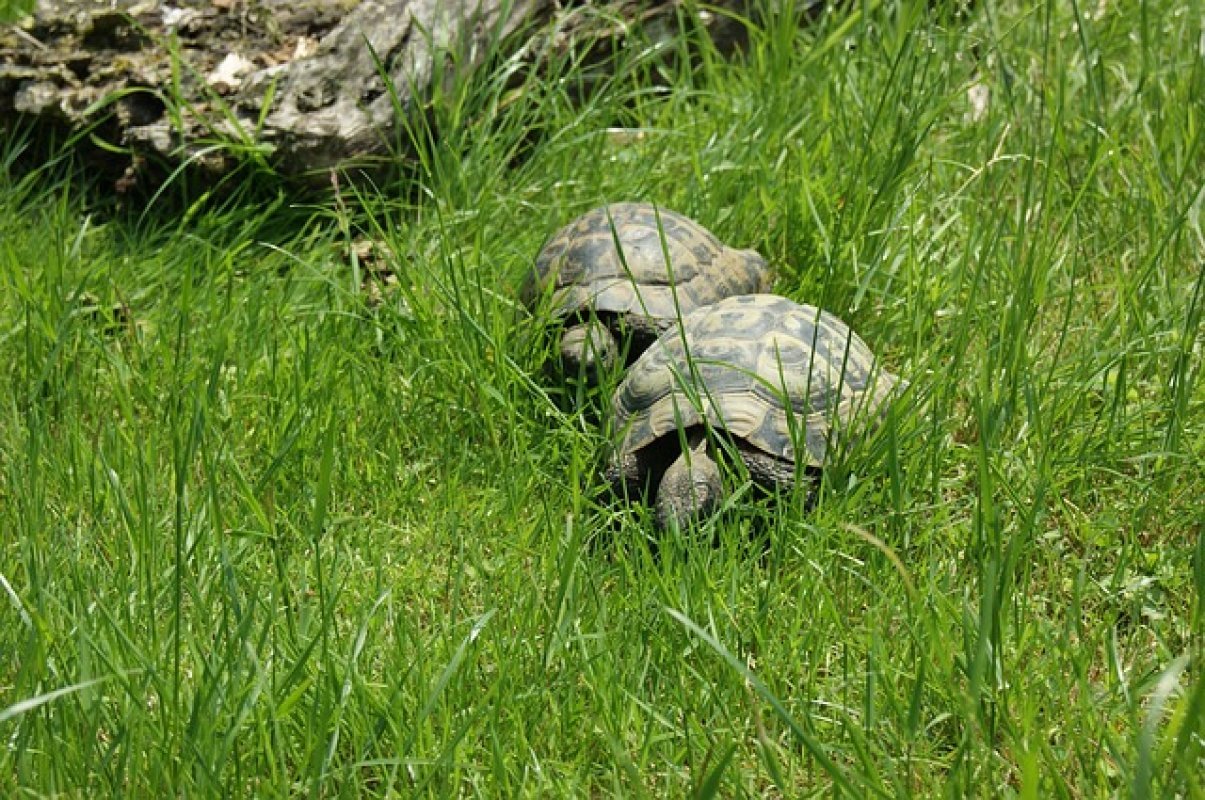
(247, 0, 549, 175)
(1, 0, 764, 184)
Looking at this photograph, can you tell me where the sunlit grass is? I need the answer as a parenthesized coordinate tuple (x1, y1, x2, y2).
(1, 0, 1201, 795)
(0, 0, 30, 23)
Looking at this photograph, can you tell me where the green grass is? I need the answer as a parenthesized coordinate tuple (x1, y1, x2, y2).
(1, 0, 1201, 795)
(0, 0, 30, 23)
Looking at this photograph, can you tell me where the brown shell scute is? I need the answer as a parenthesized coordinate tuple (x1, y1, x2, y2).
(523, 202, 771, 323)
(613, 294, 902, 468)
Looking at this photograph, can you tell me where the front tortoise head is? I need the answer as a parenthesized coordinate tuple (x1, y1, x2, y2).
(653, 431, 724, 530)
(609, 427, 725, 531)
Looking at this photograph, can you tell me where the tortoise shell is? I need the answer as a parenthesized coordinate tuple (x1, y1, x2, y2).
(522, 202, 771, 327)
(612, 294, 901, 470)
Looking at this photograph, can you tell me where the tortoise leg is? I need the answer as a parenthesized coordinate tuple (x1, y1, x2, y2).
(622, 314, 665, 364)
(654, 430, 723, 530)
(604, 448, 646, 500)
(560, 318, 618, 381)
(738, 441, 797, 488)
(739, 442, 818, 508)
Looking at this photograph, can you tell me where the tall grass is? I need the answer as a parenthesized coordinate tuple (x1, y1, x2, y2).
(0, 0, 30, 23)
(1, 0, 1200, 795)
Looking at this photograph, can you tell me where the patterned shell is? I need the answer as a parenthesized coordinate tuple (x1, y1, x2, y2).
(522, 202, 770, 320)
(613, 294, 902, 468)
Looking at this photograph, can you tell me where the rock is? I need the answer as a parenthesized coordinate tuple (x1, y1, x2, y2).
(1, 0, 764, 185)
(247, 0, 551, 176)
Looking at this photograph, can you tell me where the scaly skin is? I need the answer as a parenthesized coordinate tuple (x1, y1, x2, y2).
(559, 318, 619, 380)
(653, 431, 723, 530)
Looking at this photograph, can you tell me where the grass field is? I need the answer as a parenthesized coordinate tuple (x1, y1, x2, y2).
(1, 0, 1202, 796)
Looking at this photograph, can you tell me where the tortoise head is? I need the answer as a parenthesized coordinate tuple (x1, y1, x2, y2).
(653, 431, 723, 530)
(559, 317, 619, 384)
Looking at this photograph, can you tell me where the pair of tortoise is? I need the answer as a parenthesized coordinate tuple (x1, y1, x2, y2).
(523, 202, 902, 529)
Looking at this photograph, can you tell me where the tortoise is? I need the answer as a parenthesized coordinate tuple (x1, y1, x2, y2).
(522, 202, 771, 381)
(606, 294, 904, 529)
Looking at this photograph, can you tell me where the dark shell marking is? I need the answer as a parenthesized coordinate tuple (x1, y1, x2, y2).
(522, 203, 771, 326)
(612, 294, 902, 470)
